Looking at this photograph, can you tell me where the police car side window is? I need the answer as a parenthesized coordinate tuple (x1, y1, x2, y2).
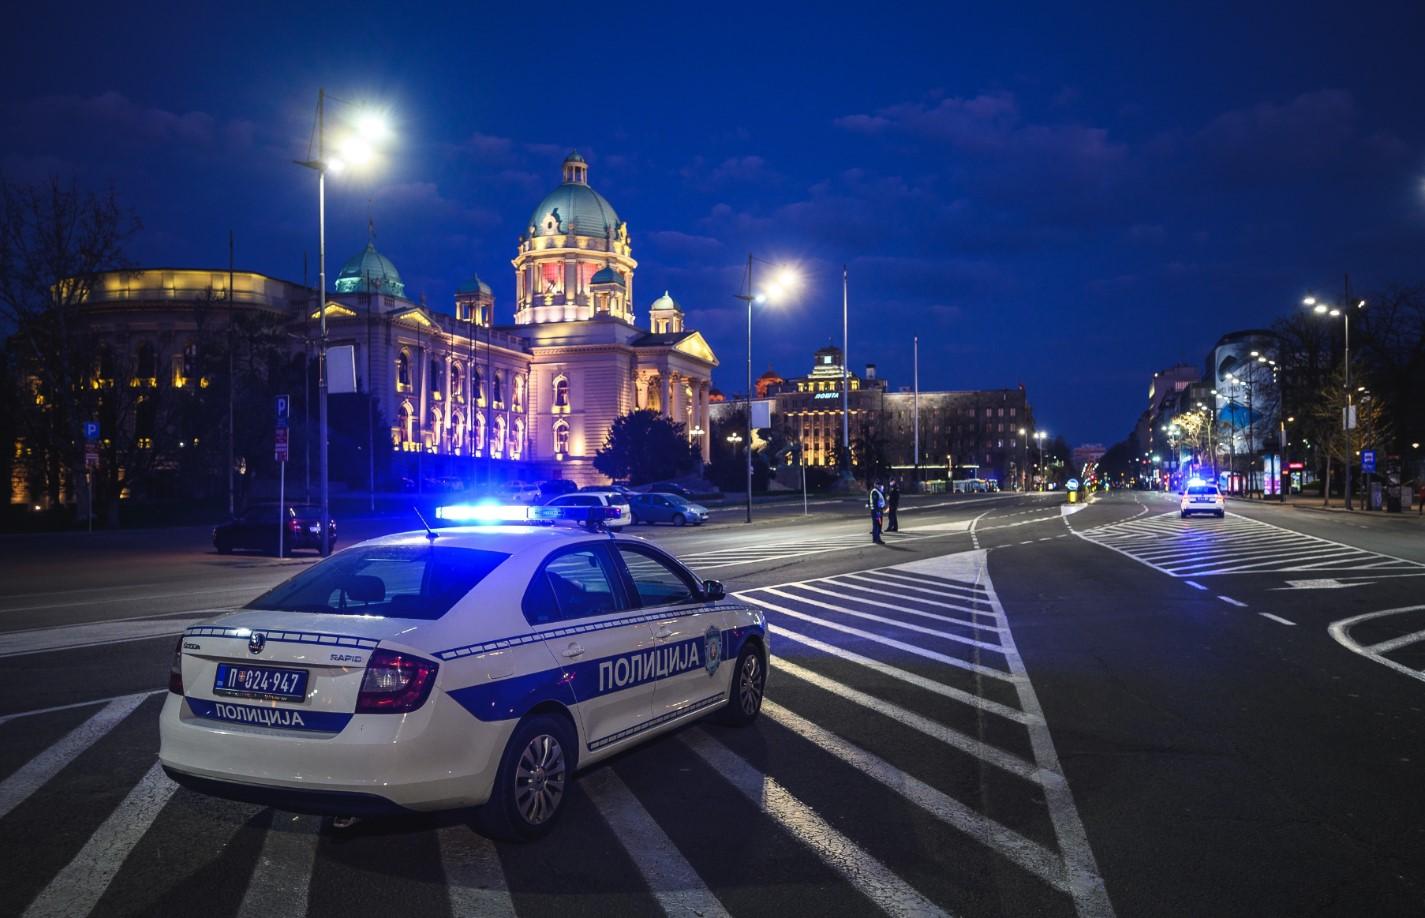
(615, 546, 699, 607)
(524, 547, 621, 625)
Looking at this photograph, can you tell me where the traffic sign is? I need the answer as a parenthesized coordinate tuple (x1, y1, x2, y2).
(275, 394, 290, 428)
(83, 421, 100, 441)
(274, 427, 290, 463)
(84, 443, 99, 469)
(1361, 449, 1376, 473)
(1066, 478, 1081, 491)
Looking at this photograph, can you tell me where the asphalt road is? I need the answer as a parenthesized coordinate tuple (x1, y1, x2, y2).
(2, 490, 1424, 917)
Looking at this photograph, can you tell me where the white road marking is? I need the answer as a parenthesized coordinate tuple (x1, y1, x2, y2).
(235, 813, 320, 918)
(22, 762, 178, 918)
(0, 617, 208, 658)
(797, 580, 1003, 632)
(1218, 596, 1248, 608)
(1329, 605, 1425, 684)
(0, 693, 150, 820)
(1184, 581, 1208, 591)
(1272, 578, 1370, 591)
(770, 624, 1036, 724)
(583, 768, 732, 918)
(0, 690, 163, 727)
(764, 700, 1072, 894)
(681, 729, 949, 918)
(765, 587, 1007, 652)
(1258, 613, 1297, 626)
(438, 825, 518, 918)
(1366, 628, 1425, 655)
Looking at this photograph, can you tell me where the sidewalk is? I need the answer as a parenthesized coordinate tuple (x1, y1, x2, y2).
(1272, 493, 1425, 523)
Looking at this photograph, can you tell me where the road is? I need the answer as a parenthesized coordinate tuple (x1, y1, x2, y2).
(2, 490, 1425, 916)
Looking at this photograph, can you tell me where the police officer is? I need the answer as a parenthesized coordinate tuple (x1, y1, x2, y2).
(887, 479, 901, 532)
(868, 479, 886, 544)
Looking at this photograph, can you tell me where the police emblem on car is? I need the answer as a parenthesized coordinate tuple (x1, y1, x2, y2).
(704, 624, 722, 675)
(247, 631, 265, 655)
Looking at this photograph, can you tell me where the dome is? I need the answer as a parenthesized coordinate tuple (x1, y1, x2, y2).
(457, 273, 492, 296)
(650, 290, 681, 312)
(590, 265, 623, 286)
(333, 242, 405, 298)
(529, 153, 621, 237)
(758, 368, 783, 381)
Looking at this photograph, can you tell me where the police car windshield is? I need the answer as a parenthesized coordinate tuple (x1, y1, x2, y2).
(245, 546, 508, 620)
(1187, 485, 1219, 495)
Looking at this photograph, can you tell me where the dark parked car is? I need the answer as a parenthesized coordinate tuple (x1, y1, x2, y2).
(213, 503, 336, 556)
(629, 492, 709, 526)
(581, 483, 634, 496)
(643, 481, 695, 499)
(539, 479, 579, 499)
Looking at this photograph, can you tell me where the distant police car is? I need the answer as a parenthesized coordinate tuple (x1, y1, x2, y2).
(1180, 481, 1226, 518)
(159, 503, 768, 839)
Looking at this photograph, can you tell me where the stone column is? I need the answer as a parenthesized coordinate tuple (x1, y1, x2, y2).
(700, 382, 712, 462)
(661, 373, 673, 422)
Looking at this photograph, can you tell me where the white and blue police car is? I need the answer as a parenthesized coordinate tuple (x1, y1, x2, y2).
(158, 503, 768, 839)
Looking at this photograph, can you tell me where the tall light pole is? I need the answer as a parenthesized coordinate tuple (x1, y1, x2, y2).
(296, 90, 390, 554)
(732, 255, 797, 523)
(842, 266, 851, 479)
(1304, 296, 1364, 509)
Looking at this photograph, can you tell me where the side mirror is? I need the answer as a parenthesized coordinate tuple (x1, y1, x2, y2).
(703, 579, 725, 602)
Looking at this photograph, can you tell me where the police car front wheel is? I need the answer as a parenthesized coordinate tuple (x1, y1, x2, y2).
(480, 713, 576, 841)
(714, 642, 766, 726)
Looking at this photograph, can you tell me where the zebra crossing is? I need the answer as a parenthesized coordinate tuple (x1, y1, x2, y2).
(0, 550, 1111, 918)
(676, 531, 916, 570)
(1073, 510, 1425, 578)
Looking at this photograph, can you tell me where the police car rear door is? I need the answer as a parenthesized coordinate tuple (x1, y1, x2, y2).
(612, 544, 730, 724)
(526, 543, 657, 753)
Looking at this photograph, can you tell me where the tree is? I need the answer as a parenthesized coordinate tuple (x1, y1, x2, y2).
(594, 410, 696, 484)
(1311, 365, 1390, 506)
(0, 178, 138, 509)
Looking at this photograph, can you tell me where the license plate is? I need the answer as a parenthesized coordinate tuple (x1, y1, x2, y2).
(308, 524, 320, 533)
(213, 663, 309, 701)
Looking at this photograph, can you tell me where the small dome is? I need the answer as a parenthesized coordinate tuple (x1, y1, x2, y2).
(457, 273, 492, 296)
(759, 368, 783, 381)
(564, 150, 587, 165)
(650, 290, 681, 312)
(590, 265, 623, 286)
(333, 242, 405, 298)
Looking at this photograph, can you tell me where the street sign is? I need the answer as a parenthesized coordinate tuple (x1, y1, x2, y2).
(1343, 404, 1357, 430)
(83, 421, 100, 441)
(274, 427, 290, 463)
(275, 394, 290, 428)
(84, 443, 99, 469)
(1066, 478, 1080, 491)
(1361, 449, 1376, 473)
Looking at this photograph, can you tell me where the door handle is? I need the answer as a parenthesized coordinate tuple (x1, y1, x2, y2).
(653, 625, 674, 640)
(561, 642, 585, 658)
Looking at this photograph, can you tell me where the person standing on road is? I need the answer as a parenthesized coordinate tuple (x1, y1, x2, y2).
(868, 480, 886, 544)
(887, 479, 901, 532)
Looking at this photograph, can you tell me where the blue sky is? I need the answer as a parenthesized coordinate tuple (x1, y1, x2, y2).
(5, 1, 1424, 445)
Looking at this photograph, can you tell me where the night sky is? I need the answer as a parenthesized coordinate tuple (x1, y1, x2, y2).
(5, 2, 1424, 446)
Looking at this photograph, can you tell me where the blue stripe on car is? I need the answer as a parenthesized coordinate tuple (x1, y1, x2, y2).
(185, 697, 353, 733)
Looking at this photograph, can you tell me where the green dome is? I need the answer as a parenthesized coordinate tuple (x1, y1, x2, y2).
(333, 242, 405, 297)
(457, 273, 492, 295)
(529, 152, 621, 238)
(650, 290, 680, 312)
(590, 265, 623, 286)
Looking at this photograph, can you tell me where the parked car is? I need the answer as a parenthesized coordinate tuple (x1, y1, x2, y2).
(539, 479, 579, 499)
(214, 504, 336, 556)
(580, 483, 634, 496)
(543, 491, 632, 529)
(643, 481, 695, 499)
(629, 492, 709, 526)
(503, 482, 541, 504)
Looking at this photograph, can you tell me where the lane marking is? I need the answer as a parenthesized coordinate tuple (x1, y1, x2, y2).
(0, 690, 164, 727)
(768, 586, 1007, 652)
(792, 582, 1004, 633)
(438, 826, 516, 918)
(583, 768, 732, 918)
(1184, 581, 1208, 591)
(764, 701, 1072, 894)
(235, 813, 320, 918)
(1258, 613, 1297, 626)
(681, 729, 949, 918)
(22, 762, 178, 918)
(1218, 596, 1248, 608)
(0, 693, 150, 820)
(771, 624, 1036, 725)
(1329, 605, 1425, 684)
(1365, 627, 1425, 655)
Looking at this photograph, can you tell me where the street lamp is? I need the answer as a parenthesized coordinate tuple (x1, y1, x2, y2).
(296, 90, 391, 555)
(1303, 295, 1365, 509)
(733, 256, 798, 524)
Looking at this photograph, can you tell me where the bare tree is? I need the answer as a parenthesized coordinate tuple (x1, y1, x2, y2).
(0, 178, 138, 507)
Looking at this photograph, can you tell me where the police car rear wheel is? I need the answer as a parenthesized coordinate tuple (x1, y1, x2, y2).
(481, 714, 575, 841)
(714, 643, 766, 726)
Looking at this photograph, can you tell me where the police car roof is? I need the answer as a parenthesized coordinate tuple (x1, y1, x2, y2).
(359, 524, 609, 556)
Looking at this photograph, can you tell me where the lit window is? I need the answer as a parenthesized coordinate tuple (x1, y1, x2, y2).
(397, 351, 411, 392)
(554, 421, 570, 459)
(553, 375, 570, 412)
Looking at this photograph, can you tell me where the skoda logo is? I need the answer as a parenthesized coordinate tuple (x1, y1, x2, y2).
(247, 632, 266, 655)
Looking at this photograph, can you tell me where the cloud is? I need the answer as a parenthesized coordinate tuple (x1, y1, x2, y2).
(373, 182, 499, 228)
(645, 230, 724, 257)
(1195, 89, 1356, 180)
(20, 91, 246, 150)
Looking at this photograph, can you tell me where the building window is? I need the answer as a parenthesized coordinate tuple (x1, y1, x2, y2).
(134, 343, 157, 388)
(513, 375, 525, 413)
(553, 375, 570, 413)
(511, 417, 525, 460)
(452, 409, 465, 454)
(553, 420, 570, 459)
(474, 412, 486, 455)
(431, 360, 443, 400)
(492, 415, 506, 458)
(492, 371, 503, 407)
(474, 367, 484, 406)
(540, 262, 562, 295)
(451, 363, 463, 404)
(396, 350, 412, 392)
(395, 401, 415, 449)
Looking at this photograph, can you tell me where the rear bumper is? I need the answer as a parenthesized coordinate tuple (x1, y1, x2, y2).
(163, 767, 410, 816)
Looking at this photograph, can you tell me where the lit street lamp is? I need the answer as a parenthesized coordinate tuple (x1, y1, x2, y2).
(733, 257, 798, 524)
(1304, 295, 1365, 509)
(296, 90, 391, 554)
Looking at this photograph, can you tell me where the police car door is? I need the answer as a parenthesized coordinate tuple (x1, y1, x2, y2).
(527, 544, 658, 753)
(612, 544, 730, 723)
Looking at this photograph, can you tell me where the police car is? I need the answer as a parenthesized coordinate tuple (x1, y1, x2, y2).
(159, 503, 768, 839)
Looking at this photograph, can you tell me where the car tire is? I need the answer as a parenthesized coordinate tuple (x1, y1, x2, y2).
(672, 512, 687, 527)
(478, 713, 576, 842)
(713, 642, 766, 727)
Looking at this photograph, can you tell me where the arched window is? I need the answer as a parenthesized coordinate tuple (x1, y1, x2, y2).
(473, 367, 484, 406)
(135, 342, 157, 387)
(553, 420, 570, 459)
(511, 417, 525, 460)
(492, 415, 506, 458)
(430, 406, 443, 450)
(397, 350, 411, 392)
(513, 375, 525, 412)
(430, 359, 443, 400)
(395, 401, 415, 448)
(474, 412, 486, 454)
(452, 409, 465, 455)
(553, 374, 570, 412)
(492, 371, 503, 407)
(451, 363, 463, 403)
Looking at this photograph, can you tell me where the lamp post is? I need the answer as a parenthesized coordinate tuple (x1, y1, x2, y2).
(296, 90, 390, 554)
(1304, 296, 1364, 509)
(732, 255, 797, 523)
(1034, 430, 1047, 490)
(690, 425, 705, 477)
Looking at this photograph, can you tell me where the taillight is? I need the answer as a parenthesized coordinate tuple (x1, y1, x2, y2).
(289, 518, 302, 533)
(168, 637, 184, 694)
(355, 649, 439, 713)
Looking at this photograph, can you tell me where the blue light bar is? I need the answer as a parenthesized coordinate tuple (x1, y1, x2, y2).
(435, 503, 620, 526)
